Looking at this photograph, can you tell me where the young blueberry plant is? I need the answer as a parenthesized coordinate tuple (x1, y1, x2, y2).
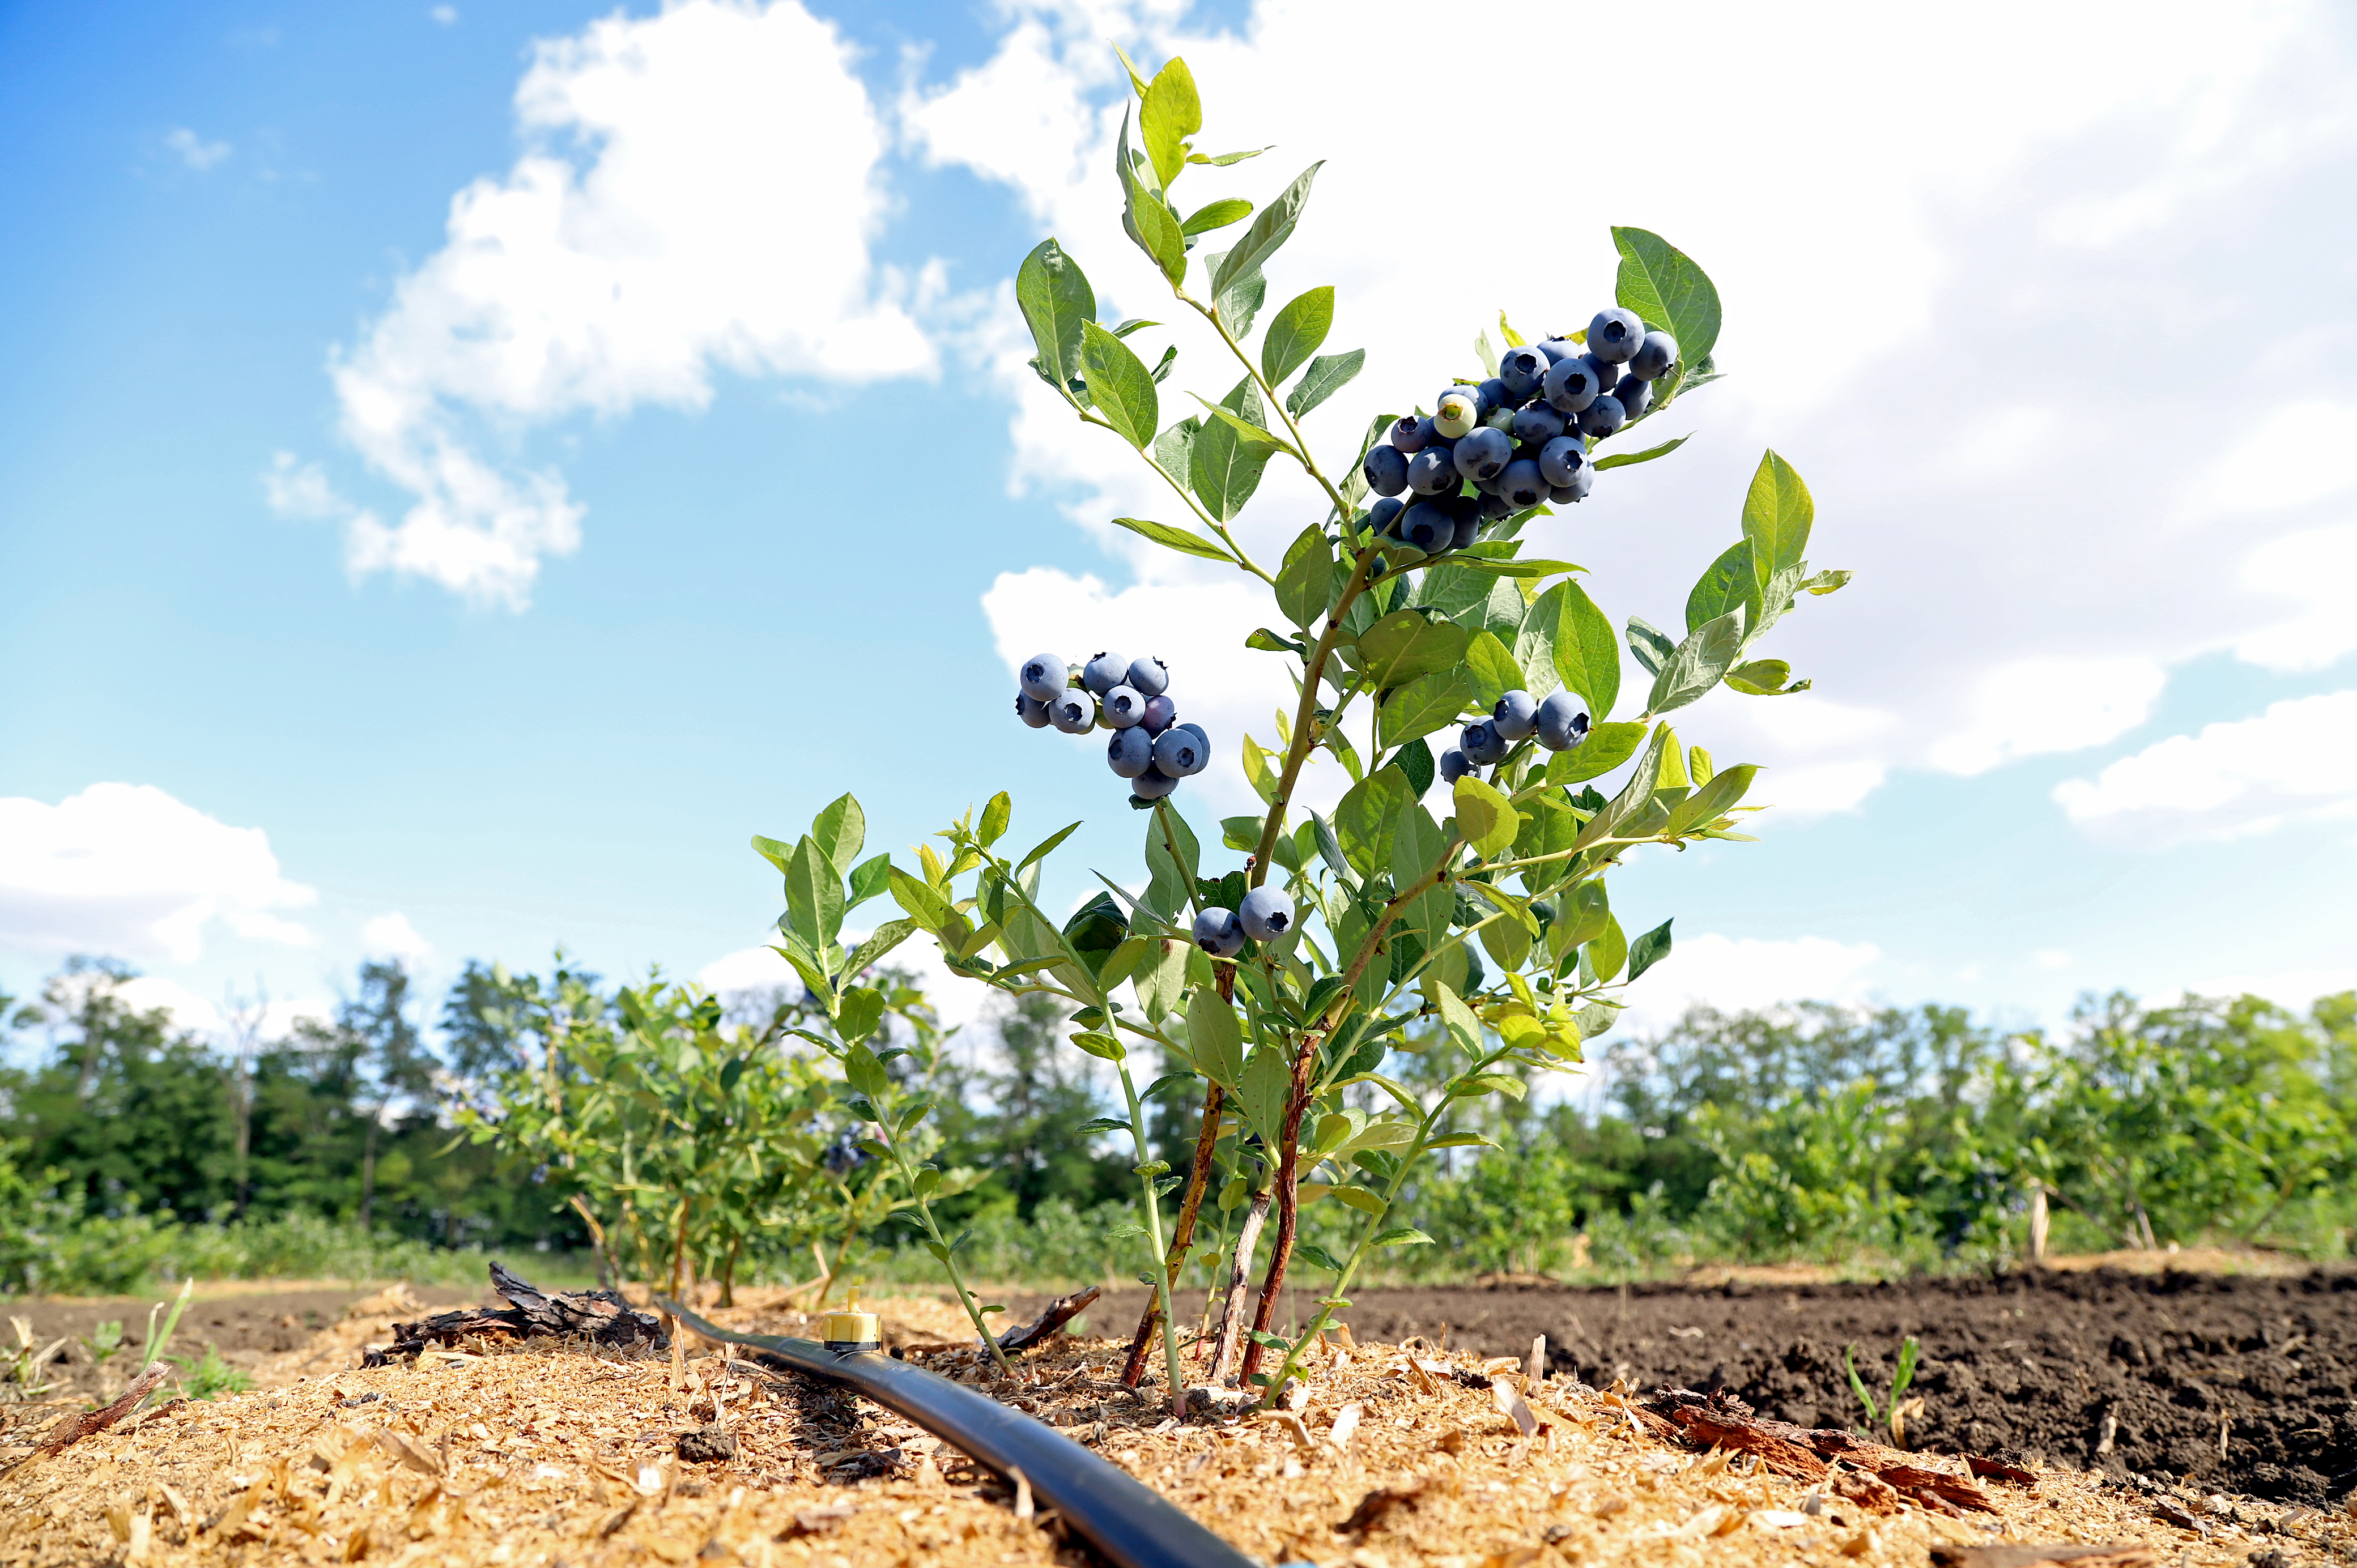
(776, 50, 1850, 1417)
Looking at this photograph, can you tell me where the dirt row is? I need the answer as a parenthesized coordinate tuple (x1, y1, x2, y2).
(1054, 1266, 2357, 1505)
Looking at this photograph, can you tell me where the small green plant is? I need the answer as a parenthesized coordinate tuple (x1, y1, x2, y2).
(1845, 1335, 1920, 1445)
(6, 1315, 69, 1401)
(140, 1277, 194, 1376)
(167, 1343, 254, 1401)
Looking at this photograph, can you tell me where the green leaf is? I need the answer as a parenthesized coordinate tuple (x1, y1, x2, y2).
(1080, 320, 1158, 448)
(1181, 197, 1252, 235)
(843, 1037, 891, 1097)
(1070, 1030, 1127, 1062)
(1626, 918, 1674, 983)
(1371, 1226, 1434, 1247)
(1138, 56, 1201, 190)
(1545, 719, 1648, 785)
(1098, 935, 1156, 989)
(844, 919, 917, 982)
(1295, 1241, 1346, 1273)
(1390, 802, 1451, 945)
(977, 792, 1011, 850)
(1594, 433, 1690, 471)
(1188, 146, 1270, 167)
(1261, 286, 1334, 387)
(1588, 914, 1628, 984)
(1392, 736, 1435, 799)
(1666, 764, 1759, 836)
(1186, 983, 1245, 1089)
(1209, 162, 1321, 300)
(1329, 1185, 1386, 1216)
(1802, 568, 1852, 596)
(1286, 350, 1363, 420)
(1236, 1043, 1294, 1145)
(1552, 581, 1621, 721)
(1426, 1131, 1496, 1151)
(1112, 515, 1234, 564)
(1210, 256, 1267, 339)
(1741, 449, 1814, 586)
(1189, 378, 1282, 522)
(887, 866, 951, 932)
(1073, 1115, 1131, 1137)
(846, 851, 894, 910)
(1017, 821, 1082, 872)
(786, 835, 845, 948)
(1453, 774, 1521, 860)
(1573, 723, 1670, 852)
(1611, 227, 1721, 376)
(1014, 238, 1096, 393)
(1377, 671, 1472, 750)
(1151, 415, 1199, 487)
(751, 833, 794, 877)
(1274, 523, 1335, 628)
(1461, 629, 1523, 711)
(1445, 556, 1584, 580)
(1685, 539, 1760, 636)
(1626, 616, 1676, 678)
(1246, 627, 1304, 655)
(1333, 768, 1412, 880)
(1110, 41, 1151, 97)
(1645, 607, 1747, 717)
(1356, 609, 1469, 689)
(1133, 939, 1190, 1020)
(1726, 658, 1809, 697)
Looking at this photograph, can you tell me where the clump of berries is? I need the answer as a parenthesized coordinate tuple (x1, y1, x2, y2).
(1358, 308, 1676, 556)
(1193, 885, 1293, 958)
(1440, 687, 1592, 783)
(1015, 649, 1210, 803)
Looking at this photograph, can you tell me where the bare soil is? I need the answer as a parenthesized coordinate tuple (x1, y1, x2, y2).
(1053, 1266, 2357, 1506)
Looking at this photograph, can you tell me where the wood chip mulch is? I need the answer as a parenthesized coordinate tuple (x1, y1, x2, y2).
(2, 1284, 2349, 1568)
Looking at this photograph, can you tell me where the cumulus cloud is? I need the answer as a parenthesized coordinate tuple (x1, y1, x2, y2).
(1610, 932, 1886, 1038)
(0, 784, 318, 963)
(696, 936, 999, 1036)
(108, 976, 331, 1041)
(164, 127, 231, 170)
(2232, 523, 2357, 672)
(904, 0, 2356, 821)
(287, 0, 938, 608)
(2178, 966, 2357, 1013)
(2052, 689, 2357, 843)
(360, 911, 433, 964)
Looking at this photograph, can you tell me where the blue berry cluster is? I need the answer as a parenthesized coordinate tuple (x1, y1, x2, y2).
(1192, 885, 1294, 958)
(1358, 309, 1677, 556)
(1440, 687, 1592, 783)
(1015, 649, 1211, 803)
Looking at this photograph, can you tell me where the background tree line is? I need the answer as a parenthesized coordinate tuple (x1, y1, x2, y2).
(4, 951, 2352, 1298)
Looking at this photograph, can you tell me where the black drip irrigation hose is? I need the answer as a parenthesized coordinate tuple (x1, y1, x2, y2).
(657, 1297, 1260, 1568)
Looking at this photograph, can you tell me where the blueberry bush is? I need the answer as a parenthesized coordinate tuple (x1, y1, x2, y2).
(752, 50, 1850, 1414)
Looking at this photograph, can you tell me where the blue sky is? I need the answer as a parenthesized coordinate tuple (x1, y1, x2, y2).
(3, 0, 2352, 1050)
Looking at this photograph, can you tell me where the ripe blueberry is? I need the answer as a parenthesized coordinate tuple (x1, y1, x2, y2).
(1407, 446, 1460, 495)
(1542, 355, 1601, 414)
(1107, 726, 1155, 777)
(1453, 426, 1512, 481)
(1537, 690, 1590, 751)
(1439, 747, 1470, 783)
(1019, 653, 1068, 704)
(1127, 655, 1169, 697)
(1141, 694, 1177, 736)
(1389, 414, 1432, 454)
(1399, 502, 1452, 553)
(1535, 336, 1581, 365)
(1492, 688, 1538, 741)
(1082, 651, 1129, 695)
(1586, 308, 1644, 363)
(1554, 465, 1595, 503)
(1475, 378, 1509, 417)
(1477, 489, 1514, 522)
(1153, 726, 1209, 778)
(1016, 692, 1051, 728)
(1237, 886, 1294, 941)
(1498, 345, 1548, 399)
(1101, 685, 1147, 728)
(1193, 906, 1245, 958)
(1576, 394, 1626, 439)
(1130, 766, 1179, 801)
(1499, 459, 1548, 510)
(1450, 506, 1482, 551)
(1628, 330, 1678, 382)
(1511, 402, 1566, 445)
(1363, 444, 1409, 496)
(1461, 718, 1509, 766)
(1538, 435, 1588, 488)
(1367, 496, 1407, 539)
(1050, 690, 1097, 734)
(1433, 390, 1479, 439)
(1614, 374, 1653, 420)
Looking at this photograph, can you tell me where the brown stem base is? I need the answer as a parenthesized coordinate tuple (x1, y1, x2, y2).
(1120, 1082, 1225, 1388)
(1205, 1187, 1270, 1384)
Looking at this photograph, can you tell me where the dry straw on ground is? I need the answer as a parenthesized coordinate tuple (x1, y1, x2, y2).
(3, 1285, 2348, 1568)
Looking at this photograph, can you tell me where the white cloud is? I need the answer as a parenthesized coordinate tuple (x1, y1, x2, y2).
(164, 127, 231, 171)
(2053, 689, 2357, 844)
(2033, 948, 2074, 972)
(2178, 966, 2357, 1013)
(360, 911, 433, 964)
(696, 935, 1000, 1037)
(1927, 657, 2169, 777)
(431, 5, 458, 23)
(0, 784, 318, 964)
(108, 977, 331, 1040)
(2209, 402, 2357, 512)
(2232, 523, 2357, 672)
(290, 0, 939, 608)
(1612, 933, 1885, 1038)
(907, 0, 2355, 817)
